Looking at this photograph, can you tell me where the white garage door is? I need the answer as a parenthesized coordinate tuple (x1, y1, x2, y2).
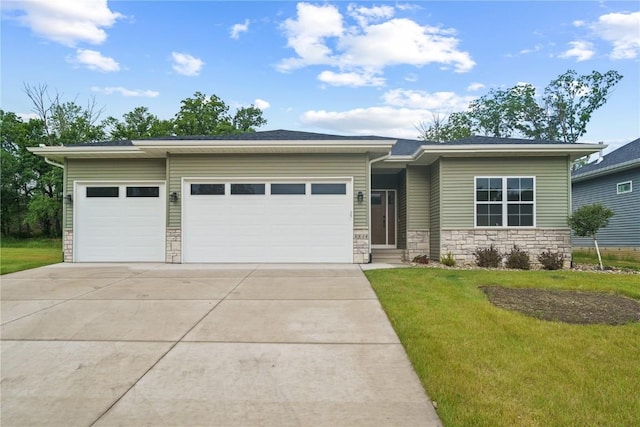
(182, 180, 353, 263)
(75, 183, 166, 262)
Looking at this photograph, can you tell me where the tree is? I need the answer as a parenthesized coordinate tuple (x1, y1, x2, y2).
(105, 107, 174, 140)
(417, 69, 623, 147)
(173, 92, 266, 135)
(543, 70, 623, 144)
(567, 203, 614, 270)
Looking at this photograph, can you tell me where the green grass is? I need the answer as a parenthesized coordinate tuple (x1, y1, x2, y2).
(365, 268, 640, 427)
(0, 238, 62, 275)
(573, 250, 640, 270)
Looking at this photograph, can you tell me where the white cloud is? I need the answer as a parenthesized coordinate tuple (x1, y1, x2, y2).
(18, 112, 39, 121)
(318, 70, 385, 87)
(171, 52, 204, 76)
(3, 0, 123, 46)
(591, 11, 640, 59)
(383, 89, 474, 111)
(300, 106, 429, 139)
(404, 73, 418, 82)
(91, 86, 159, 97)
(71, 49, 120, 72)
(519, 44, 543, 55)
(254, 99, 270, 110)
(467, 82, 485, 92)
(230, 19, 249, 39)
(277, 3, 474, 83)
(573, 20, 585, 27)
(559, 41, 595, 61)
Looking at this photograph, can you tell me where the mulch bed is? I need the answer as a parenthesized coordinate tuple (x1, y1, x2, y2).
(480, 286, 640, 325)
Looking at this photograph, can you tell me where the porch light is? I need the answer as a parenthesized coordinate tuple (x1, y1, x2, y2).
(64, 194, 73, 203)
(357, 191, 364, 203)
(170, 192, 179, 203)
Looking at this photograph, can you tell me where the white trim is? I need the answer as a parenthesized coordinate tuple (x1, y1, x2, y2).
(473, 176, 537, 228)
(617, 180, 633, 194)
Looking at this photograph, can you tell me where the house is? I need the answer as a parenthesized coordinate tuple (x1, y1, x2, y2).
(571, 138, 640, 257)
(29, 130, 601, 266)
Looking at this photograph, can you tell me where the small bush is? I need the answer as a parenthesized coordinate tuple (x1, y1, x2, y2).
(473, 244, 502, 268)
(412, 255, 429, 264)
(505, 245, 531, 270)
(538, 250, 565, 270)
(440, 252, 456, 267)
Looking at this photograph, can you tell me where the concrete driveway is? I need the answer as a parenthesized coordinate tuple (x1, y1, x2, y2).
(1, 263, 441, 426)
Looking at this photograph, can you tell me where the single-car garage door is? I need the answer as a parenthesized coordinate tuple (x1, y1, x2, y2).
(75, 182, 166, 262)
(182, 179, 353, 263)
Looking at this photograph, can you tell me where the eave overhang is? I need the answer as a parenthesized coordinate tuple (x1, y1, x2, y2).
(28, 139, 395, 162)
(384, 143, 606, 166)
(572, 158, 640, 183)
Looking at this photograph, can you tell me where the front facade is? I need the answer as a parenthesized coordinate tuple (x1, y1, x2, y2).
(31, 130, 600, 266)
(571, 138, 640, 256)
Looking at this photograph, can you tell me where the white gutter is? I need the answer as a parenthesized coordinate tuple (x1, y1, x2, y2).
(44, 157, 64, 169)
(367, 153, 391, 261)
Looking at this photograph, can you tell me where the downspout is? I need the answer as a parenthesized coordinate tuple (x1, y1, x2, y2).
(44, 157, 64, 169)
(367, 152, 391, 262)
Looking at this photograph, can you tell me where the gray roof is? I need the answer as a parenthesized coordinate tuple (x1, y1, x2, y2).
(572, 138, 640, 178)
(70, 129, 394, 147)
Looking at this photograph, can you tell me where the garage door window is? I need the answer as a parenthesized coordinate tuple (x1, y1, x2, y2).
(191, 184, 225, 195)
(126, 186, 159, 197)
(86, 187, 119, 197)
(311, 183, 346, 195)
(231, 184, 265, 195)
(271, 183, 306, 195)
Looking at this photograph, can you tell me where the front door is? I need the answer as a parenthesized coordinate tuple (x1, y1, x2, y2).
(371, 190, 396, 247)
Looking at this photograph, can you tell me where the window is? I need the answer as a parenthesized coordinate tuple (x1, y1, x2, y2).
(311, 183, 346, 195)
(86, 187, 119, 198)
(230, 183, 265, 195)
(617, 181, 632, 194)
(271, 183, 305, 195)
(126, 186, 159, 197)
(191, 184, 225, 195)
(475, 177, 535, 227)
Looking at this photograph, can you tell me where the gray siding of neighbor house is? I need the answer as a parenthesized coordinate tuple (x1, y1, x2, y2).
(572, 167, 640, 248)
(65, 158, 167, 229)
(429, 160, 441, 260)
(440, 157, 571, 228)
(168, 153, 369, 228)
(406, 165, 430, 229)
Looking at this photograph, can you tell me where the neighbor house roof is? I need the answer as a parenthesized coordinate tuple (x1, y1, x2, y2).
(572, 138, 640, 182)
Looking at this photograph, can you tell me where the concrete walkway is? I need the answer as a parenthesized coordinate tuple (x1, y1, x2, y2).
(1, 263, 441, 426)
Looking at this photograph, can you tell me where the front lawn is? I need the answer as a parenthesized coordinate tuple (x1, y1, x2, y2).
(573, 249, 639, 271)
(365, 268, 640, 426)
(0, 238, 62, 275)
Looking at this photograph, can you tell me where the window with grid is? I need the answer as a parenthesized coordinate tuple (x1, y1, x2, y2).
(476, 177, 535, 227)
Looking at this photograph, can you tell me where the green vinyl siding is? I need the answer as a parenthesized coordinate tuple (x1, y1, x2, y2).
(406, 165, 430, 229)
(440, 156, 571, 228)
(397, 170, 407, 249)
(65, 158, 166, 229)
(429, 160, 441, 260)
(168, 153, 368, 227)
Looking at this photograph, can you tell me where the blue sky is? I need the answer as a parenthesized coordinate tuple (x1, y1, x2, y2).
(1, 1, 638, 153)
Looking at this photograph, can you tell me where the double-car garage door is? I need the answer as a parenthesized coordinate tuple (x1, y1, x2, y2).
(182, 179, 353, 263)
(74, 179, 353, 263)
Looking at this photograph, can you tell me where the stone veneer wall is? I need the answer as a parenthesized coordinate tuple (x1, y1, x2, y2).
(63, 229, 73, 262)
(440, 228, 572, 268)
(353, 227, 369, 263)
(166, 227, 181, 263)
(404, 229, 430, 262)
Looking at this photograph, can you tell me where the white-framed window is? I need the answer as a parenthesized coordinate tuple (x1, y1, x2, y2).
(617, 181, 632, 194)
(475, 176, 535, 227)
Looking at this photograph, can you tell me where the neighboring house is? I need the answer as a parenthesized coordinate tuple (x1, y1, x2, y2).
(571, 138, 640, 256)
(30, 130, 600, 265)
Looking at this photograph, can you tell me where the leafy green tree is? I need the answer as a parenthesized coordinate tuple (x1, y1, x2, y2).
(567, 203, 614, 270)
(105, 107, 174, 140)
(418, 112, 472, 142)
(173, 92, 266, 135)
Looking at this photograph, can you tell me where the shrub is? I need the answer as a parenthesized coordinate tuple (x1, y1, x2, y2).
(440, 252, 456, 267)
(505, 245, 531, 270)
(473, 244, 502, 268)
(538, 250, 565, 270)
(412, 255, 429, 264)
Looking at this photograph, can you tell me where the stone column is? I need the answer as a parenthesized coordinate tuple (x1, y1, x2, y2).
(166, 227, 182, 263)
(353, 227, 369, 263)
(63, 229, 73, 262)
